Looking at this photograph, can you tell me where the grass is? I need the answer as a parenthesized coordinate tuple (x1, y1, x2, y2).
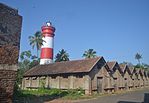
(22, 88, 65, 96)
(62, 88, 85, 100)
(13, 88, 85, 103)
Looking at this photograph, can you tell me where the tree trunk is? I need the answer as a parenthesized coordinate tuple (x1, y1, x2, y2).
(36, 43, 39, 58)
(138, 59, 141, 67)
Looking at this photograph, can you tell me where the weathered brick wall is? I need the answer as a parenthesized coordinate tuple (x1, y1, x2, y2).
(0, 3, 22, 103)
(0, 3, 22, 64)
(0, 45, 19, 64)
(0, 65, 17, 103)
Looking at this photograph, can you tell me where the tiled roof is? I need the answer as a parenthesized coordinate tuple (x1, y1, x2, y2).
(24, 57, 102, 77)
(120, 64, 131, 75)
(107, 61, 123, 74)
(107, 61, 117, 70)
(119, 64, 126, 72)
(144, 70, 147, 77)
(139, 69, 144, 76)
(129, 66, 135, 74)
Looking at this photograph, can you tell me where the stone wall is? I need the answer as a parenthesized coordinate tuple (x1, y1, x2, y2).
(0, 3, 22, 103)
(22, 74, 91, 94)
(0, 3, 22, 64)
(0, 65, 17, 103)
(0, 45, 19, 64)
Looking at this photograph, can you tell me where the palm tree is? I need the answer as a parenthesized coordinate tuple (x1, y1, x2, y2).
(82, 49, 97, 58)
(28, 31, 43, 58)
(20, 50, 32, 61)
(135, 53, 142, 66)
(55, 49, 69, 62)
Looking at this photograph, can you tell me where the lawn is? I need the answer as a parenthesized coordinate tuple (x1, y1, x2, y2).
(13, 88, 85, 103)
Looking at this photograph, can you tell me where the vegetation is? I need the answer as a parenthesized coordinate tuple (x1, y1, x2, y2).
(134, 63, 149, 72)
(142, 63, 149, 72)
(55, 49, 69, 62)
(28, 31, 43, 58)
(13, 88, 85, 102)
(16, 31, 43, 86)
(83, 49, 97, 58)
(17, 50, 39, 85)
(63, 88, 85, 100)
(135, 53, 142, 66)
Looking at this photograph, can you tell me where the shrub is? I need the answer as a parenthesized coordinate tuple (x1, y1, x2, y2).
(65, 88, 85, 99)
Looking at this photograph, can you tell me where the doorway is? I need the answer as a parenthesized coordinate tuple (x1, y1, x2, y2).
(97, 77, 103, 93)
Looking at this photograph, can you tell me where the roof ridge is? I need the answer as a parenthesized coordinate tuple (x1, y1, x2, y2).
(24, 56, 103, 77)
(107, 61, 117, 70)
(88, 56, 103, 72)
(50, 56, 101, 64)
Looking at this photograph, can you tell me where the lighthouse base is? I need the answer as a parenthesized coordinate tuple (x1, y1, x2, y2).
(40, 59, 53, 65)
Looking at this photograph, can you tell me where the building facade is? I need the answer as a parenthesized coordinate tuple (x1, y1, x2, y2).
(23, 57, 108, 94)
(22, 57, 149, 94)
(107, 61, 124, 91)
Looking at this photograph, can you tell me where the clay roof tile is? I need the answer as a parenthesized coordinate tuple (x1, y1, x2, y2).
(24, 57, 102, 77)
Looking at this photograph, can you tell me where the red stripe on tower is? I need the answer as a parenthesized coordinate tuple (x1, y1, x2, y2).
(40, 21, 55, 65)
(40, 48, 53, 59)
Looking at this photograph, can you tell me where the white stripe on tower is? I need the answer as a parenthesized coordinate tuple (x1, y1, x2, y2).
(41, 37, 54, 48)
(40, 21, 55, 65)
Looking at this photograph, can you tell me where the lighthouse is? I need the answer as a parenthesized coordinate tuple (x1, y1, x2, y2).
(40, 21, 55, 65)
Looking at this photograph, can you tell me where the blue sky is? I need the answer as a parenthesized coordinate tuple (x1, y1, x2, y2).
(1, 0, 149, 64)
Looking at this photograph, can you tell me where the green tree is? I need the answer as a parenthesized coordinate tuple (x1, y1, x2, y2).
(20, 50, 32, 70)
(17, 50, 32, 85)
(142, 63, 149, 72)
(28, 31, 43, 58)
(142, 63, 149, 69)
(55, 49, 69, 62)
(82, 49, 97, 58)
(20, 50, 32, 61)
(135, 53, 142, 66)
(17, 50, 39, 85)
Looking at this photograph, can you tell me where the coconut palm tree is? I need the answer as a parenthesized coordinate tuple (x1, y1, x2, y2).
(28, 31, 43, 58)
(20, 50, 32, 61)
(83, 49, 97, 58)
(135, 53, 142, 65)
(55, 49, 69, 62)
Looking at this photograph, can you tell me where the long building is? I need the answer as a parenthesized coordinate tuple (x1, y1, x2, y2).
(22, 57, 149, 94)
(23, 57, 107, 94)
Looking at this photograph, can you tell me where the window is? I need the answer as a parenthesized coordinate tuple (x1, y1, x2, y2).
(76, 75, 83, 78)
(114, 78, 117, 80)
(40, 76, 46, 80)
(63, 75, 68, 78)
(25, 77, 29, 80)
(51, 75, 56, 79)
(32, 77, 37, 80)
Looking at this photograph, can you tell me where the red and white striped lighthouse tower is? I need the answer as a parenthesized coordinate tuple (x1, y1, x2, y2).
(40, 21, 55, 65)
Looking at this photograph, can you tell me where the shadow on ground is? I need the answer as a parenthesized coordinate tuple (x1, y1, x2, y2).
(117, 93, 149, 103)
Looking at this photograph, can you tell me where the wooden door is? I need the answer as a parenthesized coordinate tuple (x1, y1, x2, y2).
(97, 77, 103, 93)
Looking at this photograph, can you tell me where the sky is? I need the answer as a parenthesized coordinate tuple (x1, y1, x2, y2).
(1, 0, 149, 64)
